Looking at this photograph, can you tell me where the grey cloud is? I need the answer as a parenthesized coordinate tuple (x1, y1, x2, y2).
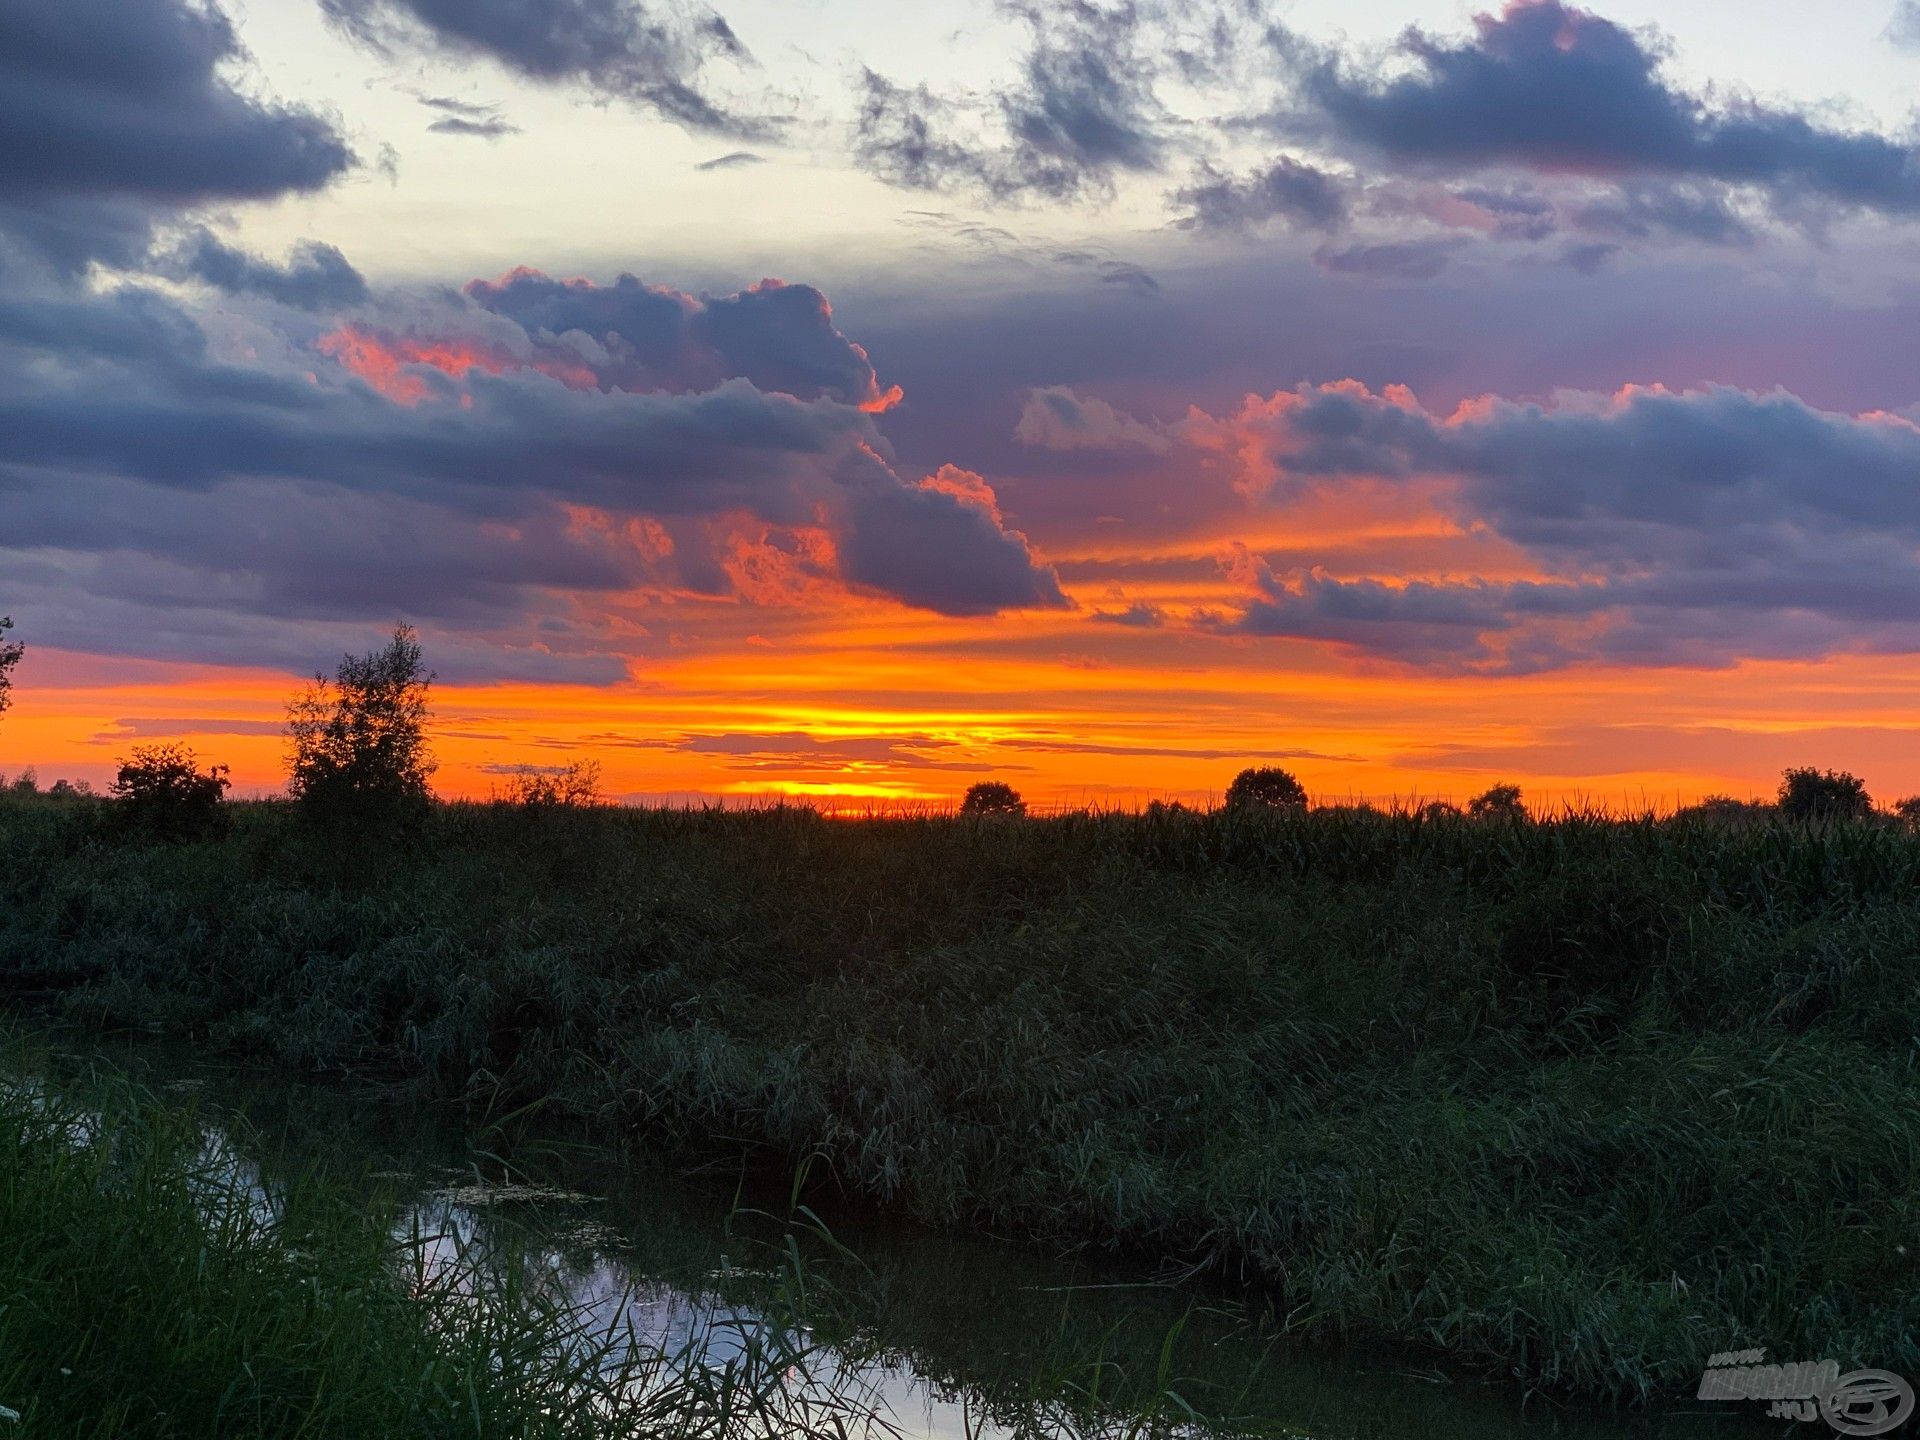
(463, 269, 903, 409)
(696, 150, 764, 170)
(323, 0, 773, 138)
(1173, 157, 1350, 233)
(0, 0, 354, 270)
(1312, 237, 1460, 280)
(852, 1, 1181, 203)
(1212, 382, 1920, 670)
(1282, 0, 1920, 223)
(160, 228, 370, 311)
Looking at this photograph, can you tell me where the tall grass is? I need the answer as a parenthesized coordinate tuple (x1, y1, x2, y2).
(2, 793, 1918, 1401)
(0, 1061, 916, 1438)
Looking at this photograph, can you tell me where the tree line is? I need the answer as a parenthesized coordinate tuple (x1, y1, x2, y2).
(0, 617, 1916, 832)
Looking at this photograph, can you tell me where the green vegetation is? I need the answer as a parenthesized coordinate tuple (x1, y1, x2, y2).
(287, 626, 437, 838)
(0, 1055, 937, 1438)
(109, 743, 232, 843)
(3, 792, 1918, 1403)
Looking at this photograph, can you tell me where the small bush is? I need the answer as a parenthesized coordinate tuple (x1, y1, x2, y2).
(109, 744, 231, 842)
(961, 781, 1026, 816)
(1224, 767, 1307, 811)
(1777, 766, 1871, 822)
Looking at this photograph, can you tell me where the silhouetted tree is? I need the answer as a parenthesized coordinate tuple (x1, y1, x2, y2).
(503, 760, 604, 808)
(1225, 767, 1307, 811)
(287, 626, 436, 835)
(0, 617, 21, 725)
(1777, 767, 1871, 822)
(1893, 796, 1920, 829)
(961, 781, 1026, 816)
(1468, 784, 1527, 821)
(1416, 800, 1461, 821)
(111, 744, 231, 841)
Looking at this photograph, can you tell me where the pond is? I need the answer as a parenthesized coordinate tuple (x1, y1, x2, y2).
(30, 1037, 1777, 1440)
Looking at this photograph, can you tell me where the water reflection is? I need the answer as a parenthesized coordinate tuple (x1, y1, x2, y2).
(41, 1044, 1773, 1440)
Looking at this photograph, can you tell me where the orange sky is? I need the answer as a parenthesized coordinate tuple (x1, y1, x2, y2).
(15, 602, 1920, 813)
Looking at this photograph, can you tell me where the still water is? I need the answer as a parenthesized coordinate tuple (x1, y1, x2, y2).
(36, 1038, 1779, 1440)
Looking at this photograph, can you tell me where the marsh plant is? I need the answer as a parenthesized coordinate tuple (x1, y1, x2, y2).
(4, 795, 1919, 1402)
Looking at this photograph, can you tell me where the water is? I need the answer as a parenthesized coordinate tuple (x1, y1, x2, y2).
(34, 1039, 1779, 1440)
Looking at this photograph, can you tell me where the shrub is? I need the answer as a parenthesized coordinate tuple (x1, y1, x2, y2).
(1468, 783, 1527, 820)
(960, 781, 1026, 816)
(502, 760, 604, 808)
(109, 744, 231, 842)
(1894, 796, 1920, 828)
(1223, 767, 1307, 811)
(1777, 767, 1871, 822)
(287, 626, 436, 838)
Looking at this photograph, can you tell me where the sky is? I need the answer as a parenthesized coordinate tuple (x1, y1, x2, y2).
(9, 0, 1920, 809)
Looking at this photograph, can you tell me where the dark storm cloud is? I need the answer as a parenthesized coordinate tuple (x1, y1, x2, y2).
(0, 0, 355, 269)
(464, 270, 902, 409)
(322, 0, 773, 137)
(1211, 382, 1920, 671)
(852, 1, 1182, 202)
(1172, 157, 1351, 233)
(159, 229, 371, 311)
(1281, 0, 1920, 221)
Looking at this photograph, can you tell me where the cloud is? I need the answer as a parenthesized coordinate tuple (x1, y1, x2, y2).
(419, 95, 521, 137)
(696, 150, 764, 170)
(1282, 0, 1920, 223)
(0, 272, 1064, 679)
(1191, 380, 1920, 671)
(1173, 157, 1351, 233)
(0, 0, 355, 270)
(1888, 1, 1920, 50)
(323, 0, 773, 138)
(1016, 386, 1170, 452)
(462, 269, 905, 410)
(1312, 238, 1461, 280)
(851, 0, 1182, 203)
(159, 228, 370, 311)
(618, 730, 987, 773)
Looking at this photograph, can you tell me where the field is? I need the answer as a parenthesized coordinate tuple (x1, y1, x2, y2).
(2, 792, 1916, 1404)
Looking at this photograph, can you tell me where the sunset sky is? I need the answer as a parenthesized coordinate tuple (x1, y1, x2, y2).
(10, 0, 1920, 808)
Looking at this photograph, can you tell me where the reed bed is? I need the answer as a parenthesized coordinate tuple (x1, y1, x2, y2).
(2, 793, 1916, 1402)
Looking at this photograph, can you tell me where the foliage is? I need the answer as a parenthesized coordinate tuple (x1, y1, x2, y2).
(1895, 796, 1920, 827)
(960, 781, 1026, 816)
(287, 626, 435, 837)
(502, 760, 604, 809)
(109, 743, 231, 842)
(0, 1063, 894, 1439)
(6, 800, 1920, 1402)
(1467, 783, 1527, 820)
(0, 616, 19, 724)
(1223, 767, 1306, 811)
(1777, 766, 1873, 822)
